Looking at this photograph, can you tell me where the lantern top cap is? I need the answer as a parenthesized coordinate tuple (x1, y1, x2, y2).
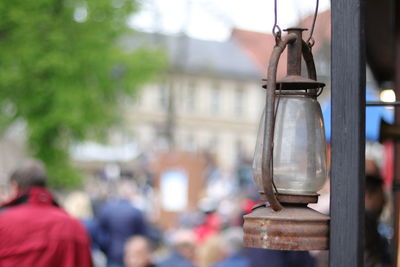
(262, 76, 325, 91)
(283, 27, 308, 32)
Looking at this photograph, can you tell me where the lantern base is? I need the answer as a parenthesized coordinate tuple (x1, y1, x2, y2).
(243, 204, 329, 250)
(260, 192, 319, 204)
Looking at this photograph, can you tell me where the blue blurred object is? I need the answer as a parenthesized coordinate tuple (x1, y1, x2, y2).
(322, 86, 394, 142)
(243, 248, 315, 267)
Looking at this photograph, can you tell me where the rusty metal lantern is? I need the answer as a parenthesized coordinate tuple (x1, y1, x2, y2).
(243, 28, 330, 250)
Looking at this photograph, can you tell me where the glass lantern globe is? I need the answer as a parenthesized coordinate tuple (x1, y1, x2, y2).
(253, 95, 328, 196)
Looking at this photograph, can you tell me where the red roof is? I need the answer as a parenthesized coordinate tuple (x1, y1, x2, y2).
(231, 9, 331, 78)
(231, 28, 287, 79)
(298, 9, 331, 52)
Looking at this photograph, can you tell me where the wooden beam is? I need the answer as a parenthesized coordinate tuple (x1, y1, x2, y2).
(393, 1, 400, 265)
(330, 0, 366, 266)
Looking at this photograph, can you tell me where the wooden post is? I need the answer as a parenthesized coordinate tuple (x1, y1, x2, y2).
(394, 1, 400, 265)
(330, 0, 366, 266)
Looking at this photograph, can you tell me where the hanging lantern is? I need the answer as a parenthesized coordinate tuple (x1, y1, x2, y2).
(243, 28, 330, 250)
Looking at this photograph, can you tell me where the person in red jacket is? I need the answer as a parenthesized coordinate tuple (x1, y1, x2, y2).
(0, 159, 93, 267)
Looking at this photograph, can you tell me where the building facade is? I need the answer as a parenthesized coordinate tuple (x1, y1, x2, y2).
(124, 34, 265, 171)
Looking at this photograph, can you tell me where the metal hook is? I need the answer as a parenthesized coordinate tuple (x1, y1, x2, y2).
(273, 25, 282, 43)
(308, 37, 315, 48)
(306, 0, 319, 45)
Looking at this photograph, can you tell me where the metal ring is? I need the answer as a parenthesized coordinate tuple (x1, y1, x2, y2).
(272, 25, 282, 40)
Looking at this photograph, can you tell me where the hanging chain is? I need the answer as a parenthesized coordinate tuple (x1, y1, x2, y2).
(306, 0, 319, 48)
(272, 0, 281, 42)
(273, 0, 319, 47)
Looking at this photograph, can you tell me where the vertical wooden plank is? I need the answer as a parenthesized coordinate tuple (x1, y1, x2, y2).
(393, 1, 400, 265)
(330, 0, 366, 266)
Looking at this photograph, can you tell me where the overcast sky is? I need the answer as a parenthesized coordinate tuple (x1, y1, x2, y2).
(129, 0, 330, 41)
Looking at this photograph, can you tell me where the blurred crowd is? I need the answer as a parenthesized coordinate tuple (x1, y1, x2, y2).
(0, 156, 394, 267)
(59, 169, 317, 267)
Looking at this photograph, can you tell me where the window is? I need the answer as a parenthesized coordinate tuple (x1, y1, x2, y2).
(185, 133, 195, 151)
(208, 135, 219, 153)
(234, 87, 244, 117)
(210, 83, 220, 114)
(186, 81, 196, 112)
(159, 85, 168, 110)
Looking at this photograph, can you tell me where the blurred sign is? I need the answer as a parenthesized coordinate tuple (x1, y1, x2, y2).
(152, 151, 206, 229)
(160, 170, 188, 211)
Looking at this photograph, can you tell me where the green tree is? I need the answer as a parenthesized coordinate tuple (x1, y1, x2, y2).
(0, 0, 165, 188)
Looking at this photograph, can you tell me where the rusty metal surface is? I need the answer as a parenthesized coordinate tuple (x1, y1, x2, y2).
(243, 205, 329, 250)
(277, 193, 318, 204)
(262, 77, 325, 91)
(262, 28, 324, 211)
(286, 28, 305, 75)
(249, 25, 329, 253)
(262, 39, 325, 92)
(261, 29, 326, 212)
(262, 32, 297, 212)
(302, 40, 317, 80)
(262, 75, 325, 92)
(259, 192, 318, 204)
(278, 75, 325, 90)
(283, 27, 308, 32)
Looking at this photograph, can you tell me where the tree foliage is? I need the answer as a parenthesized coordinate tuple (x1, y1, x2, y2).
(0, 0, 165, 188)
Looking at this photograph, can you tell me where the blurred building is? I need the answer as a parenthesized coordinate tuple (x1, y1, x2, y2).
(123, 33, 265, 171)
(121, 18, 333, 172)
(0, 14, 333, 182)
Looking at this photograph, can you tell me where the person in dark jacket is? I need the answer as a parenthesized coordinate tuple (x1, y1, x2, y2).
(98, 179, 148, 267)
(0, 159, 92, 267)
(364, 174, 391, 267)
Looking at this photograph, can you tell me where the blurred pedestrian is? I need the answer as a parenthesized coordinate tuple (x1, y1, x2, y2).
(158, 229, 197, 267)
(366, 159, 380, 177)
(194, 205, 222, 244)
(64, 190, 106, 267)
(0, 159, 92, 267)
(124, 236, 155, 267)
(98, 179, 148, 267)
(364, 173, 391, 267)
(198, 235, 225, 267)
(213, 227, 250, 267)
(64, 190, 94, 219)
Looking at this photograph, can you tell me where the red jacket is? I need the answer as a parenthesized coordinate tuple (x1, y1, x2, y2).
(0, 187, 92, 267)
